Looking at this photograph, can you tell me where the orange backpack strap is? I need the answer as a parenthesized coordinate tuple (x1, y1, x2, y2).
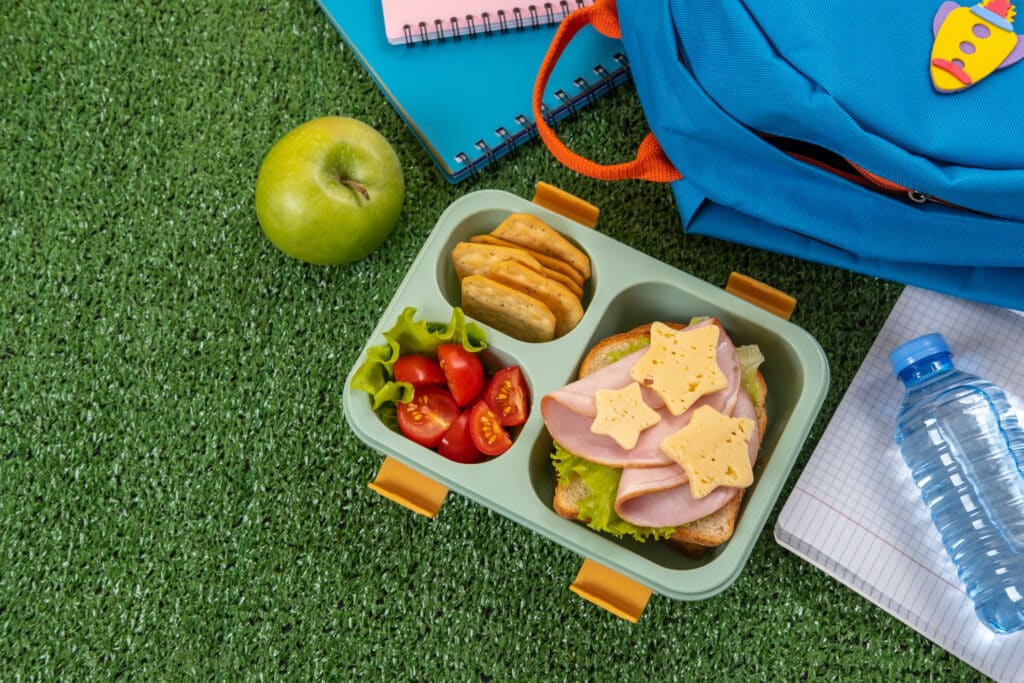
(532, 0, 682, 182)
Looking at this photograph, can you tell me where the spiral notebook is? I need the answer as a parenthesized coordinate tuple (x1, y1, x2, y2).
(317, 0, 628, 183)
(381, 0, 594, 45)
(775, 287, 1024, 683)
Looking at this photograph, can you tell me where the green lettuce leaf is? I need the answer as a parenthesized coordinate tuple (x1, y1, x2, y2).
(350, 307, 487, 411)
(604, 339, 649, 365)
(737, 344, 765, 406)
(551, 443, 676, 542)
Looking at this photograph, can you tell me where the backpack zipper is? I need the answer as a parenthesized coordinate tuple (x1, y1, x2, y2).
(845, 160, 945, 206)
(765, 135, 963, 209)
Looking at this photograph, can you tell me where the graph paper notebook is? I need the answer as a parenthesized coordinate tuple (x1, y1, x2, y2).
(381, 0, 594, 45)
(318, 0, 628, 183)
(775, 287, 1024, 683)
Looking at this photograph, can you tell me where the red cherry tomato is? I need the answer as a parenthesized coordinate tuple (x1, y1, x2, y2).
(393, 354, 445, 386)
(437, 411, 482, 464)
(484, 366, 529, 427)
(436, 344, 484, 407)
(470, 373, 494, 406)
(396, 385, 459, 449)
(469, 401, 513, 457)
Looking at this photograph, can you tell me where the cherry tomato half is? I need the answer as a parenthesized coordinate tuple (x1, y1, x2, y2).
(436, 344, 484, 407)
(393, 354, 445, 386)
(437, 411, 482, 464)
(469, 401, 513, 457)
(484, 366, 529, 427)
(396, 385, 459, 449)
(470, 373, 494, 407)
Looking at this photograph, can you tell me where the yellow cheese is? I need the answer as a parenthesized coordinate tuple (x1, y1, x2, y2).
(590, 381, 662, 450)
(629, 322, 727, 416)
(660, 405, 755, 499)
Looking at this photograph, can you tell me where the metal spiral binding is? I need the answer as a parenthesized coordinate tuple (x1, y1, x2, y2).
(496, 127, 514, 148)
(539, 103, 557, 128)
(452, 51, 631, 182)
(574, 76, 596, 108)
(513, 7, 526, 31)
(475, 140, 497, 166)
(554, 90, 574, 116)
(496, 9, 510, 33)
(452, 53, 632, 181)
(401, 2, 591, 46)
(515, 114, 536, 139)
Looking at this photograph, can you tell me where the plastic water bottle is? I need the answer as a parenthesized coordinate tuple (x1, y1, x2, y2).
(890, 333, 1024, 634)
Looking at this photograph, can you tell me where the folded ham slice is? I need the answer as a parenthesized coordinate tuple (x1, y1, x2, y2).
(542, 320, 757, 528)
(615, 388, 761, 527)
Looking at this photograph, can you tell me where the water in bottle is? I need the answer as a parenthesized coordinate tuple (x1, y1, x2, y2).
(891, 333, 1024, 634)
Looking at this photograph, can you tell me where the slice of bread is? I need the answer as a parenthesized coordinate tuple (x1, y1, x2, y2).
(552, 320, 768, 556)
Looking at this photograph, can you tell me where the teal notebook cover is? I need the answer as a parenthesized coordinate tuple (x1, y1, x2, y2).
(316, 0, 630, 183)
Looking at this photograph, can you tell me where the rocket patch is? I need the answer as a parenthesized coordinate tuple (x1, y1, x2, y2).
(930, 0, 1024, 91)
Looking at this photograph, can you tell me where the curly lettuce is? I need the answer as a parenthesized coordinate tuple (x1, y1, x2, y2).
(737, 344, 765, 406)
(350, 307, 487, 412)
(604, 339, 649, 365)
(603, 317, 709, 365)
(551, 444, 677, 542)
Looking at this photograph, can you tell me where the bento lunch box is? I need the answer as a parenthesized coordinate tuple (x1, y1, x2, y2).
(343, 184, 829, 621)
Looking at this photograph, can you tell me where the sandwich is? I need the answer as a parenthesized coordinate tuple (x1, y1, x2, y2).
(541, 319, 767, 556)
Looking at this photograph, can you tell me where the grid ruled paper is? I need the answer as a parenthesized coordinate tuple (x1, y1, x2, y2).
(775, 287, 1024, 682)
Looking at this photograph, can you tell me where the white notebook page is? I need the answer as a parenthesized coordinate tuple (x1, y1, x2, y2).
(776, 286, 1024, 682)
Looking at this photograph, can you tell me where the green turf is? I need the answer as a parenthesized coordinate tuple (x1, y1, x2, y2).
(0, 1, 983, 680)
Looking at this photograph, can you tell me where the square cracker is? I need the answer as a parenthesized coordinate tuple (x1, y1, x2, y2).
(486, 260, 584, 337)
(540, 267, 584, 301)
(460, 275, 556, 343)
(469, 234, 585, 289)
(451, 242, 543, 281)
(491, 213, 591, 280)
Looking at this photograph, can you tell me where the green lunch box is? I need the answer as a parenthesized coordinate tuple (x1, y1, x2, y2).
(343, 184, 829, 621)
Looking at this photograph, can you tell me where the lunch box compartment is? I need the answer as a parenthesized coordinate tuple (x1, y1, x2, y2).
(344, 186, 829, 616)
(437, 209, 596, 317)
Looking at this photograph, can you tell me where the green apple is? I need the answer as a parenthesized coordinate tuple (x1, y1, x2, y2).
(255, 117, 405, 265)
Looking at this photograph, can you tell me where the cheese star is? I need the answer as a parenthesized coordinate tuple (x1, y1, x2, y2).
(590, 381, 662, 450)
(629, 322, 728, 416)
(660, 405, 755, 499)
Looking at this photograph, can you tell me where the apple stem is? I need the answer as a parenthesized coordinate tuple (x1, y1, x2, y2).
(340, 178, 370, 201)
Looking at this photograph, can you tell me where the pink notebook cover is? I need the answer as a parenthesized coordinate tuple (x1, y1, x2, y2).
(381, 0, 594, 45)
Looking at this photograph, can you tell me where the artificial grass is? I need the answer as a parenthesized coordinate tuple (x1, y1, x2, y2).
(0, 1, 981, 680)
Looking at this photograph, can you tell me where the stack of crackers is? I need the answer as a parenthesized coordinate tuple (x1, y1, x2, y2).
(452, 213, 591, 342)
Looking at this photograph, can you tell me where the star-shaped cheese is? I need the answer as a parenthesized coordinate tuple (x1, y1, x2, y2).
(660, 405, 755, 499)
(629, 322, 727, 416)
(590, 381, 662, 450)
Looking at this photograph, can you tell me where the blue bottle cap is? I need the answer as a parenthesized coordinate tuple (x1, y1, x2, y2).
(889, 333, 952, 376)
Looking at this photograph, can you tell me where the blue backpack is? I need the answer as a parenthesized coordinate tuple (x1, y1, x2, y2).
(533, 0, 1024, 309)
